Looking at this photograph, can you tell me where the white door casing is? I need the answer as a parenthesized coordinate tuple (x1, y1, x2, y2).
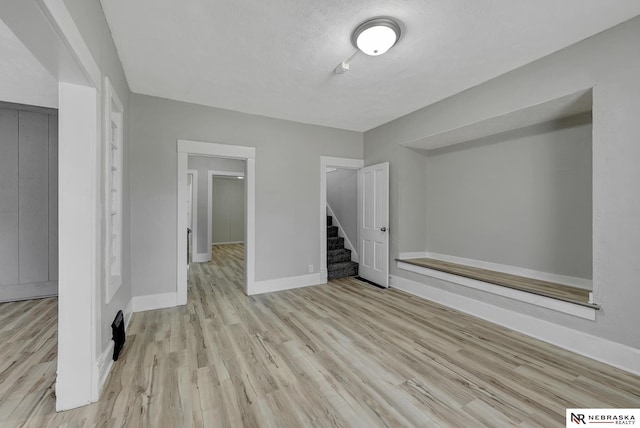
(177, 140, 256, 301)
(358, 162, 389, 287)
(187, 170, 197, 258)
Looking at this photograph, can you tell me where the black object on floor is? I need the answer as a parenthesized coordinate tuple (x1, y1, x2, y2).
(111, 310, 125, 361)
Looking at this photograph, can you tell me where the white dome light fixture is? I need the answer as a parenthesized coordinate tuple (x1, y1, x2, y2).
(352, 17, 401, 56)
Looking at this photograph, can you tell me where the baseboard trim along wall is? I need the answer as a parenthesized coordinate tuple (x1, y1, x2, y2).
(191, 252, 212, 263)
(248, 272, 326, 295)
(132, 292, 178, 312)
(96, 341, 114, 394)
(0, 281, 58, 303)
(398, 251, 592, 290)
(390, 275, 640, 376)
(212, 241, 245, 245)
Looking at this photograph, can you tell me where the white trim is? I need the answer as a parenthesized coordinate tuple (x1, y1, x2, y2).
(207, 170, 245, 251)
(132, 292, 178, 313)
(96, 340, 114, 395)
(178, 140, 256, 159)
(249, 272, 326, 296)
(213, 241, 245, 245)
(320, 156, 364, 275)
(177, 140, 256, 300)
(409, 251, 592, 290)
(397, 261, 596, 320)
(56, 83, 100, 411)
(398, 251, 429, 260)
(390, 275, 640, 376)
(124, 298, 133, 330)
(37, 0, 102, 88)
(187, 169, 198, 261)
(192, 252, 212, 263)
(326, 203, 358, 262)
(104, 77, 124, 304)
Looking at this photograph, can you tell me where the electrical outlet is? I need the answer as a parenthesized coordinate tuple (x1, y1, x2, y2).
(308, 264, 313, 273)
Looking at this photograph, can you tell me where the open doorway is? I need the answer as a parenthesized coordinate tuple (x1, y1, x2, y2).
(319, 157, 364, 281)
(176, 140, 256, 300)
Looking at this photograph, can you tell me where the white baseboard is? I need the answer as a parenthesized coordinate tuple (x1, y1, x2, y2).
(0, 281, 58, 303)
(398, 251, 429, 260)
(212, 241, 245, 245)
(96, 340, 114, 394)
(390, 275, 640, 376)
(132, 292, 177, 312)
(192, 252, 211, 263)
(326, 204, 359, 262)
(249, 272, 326, 295)
(398, 251, 592, 290)
(397, 261, 596, 320)
(124, 298, 133, 330)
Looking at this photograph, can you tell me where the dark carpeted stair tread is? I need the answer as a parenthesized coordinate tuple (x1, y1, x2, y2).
(327, 248, 351, 263)
(327, 236, 344, 250)
(325, 214, 357, 279)
(328, 260, 358, 280)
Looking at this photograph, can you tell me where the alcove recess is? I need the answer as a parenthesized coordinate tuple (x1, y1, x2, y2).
(398, 88, 597, 317)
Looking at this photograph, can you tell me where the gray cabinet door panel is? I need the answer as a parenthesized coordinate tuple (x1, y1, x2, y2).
(0, 108, 20, 285)
(18, 111, 50, 284)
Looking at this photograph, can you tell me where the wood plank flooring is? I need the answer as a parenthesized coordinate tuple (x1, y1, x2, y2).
(401, 257, 592, 305)
(2, 243, 639, 427)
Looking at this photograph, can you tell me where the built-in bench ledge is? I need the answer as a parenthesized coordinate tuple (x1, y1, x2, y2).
(396, 257, 599, 320)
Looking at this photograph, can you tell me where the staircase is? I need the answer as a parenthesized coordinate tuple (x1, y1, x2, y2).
(327, 215, 358, 280)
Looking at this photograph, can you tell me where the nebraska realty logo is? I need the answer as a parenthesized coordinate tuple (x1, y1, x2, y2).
(566, 409, 639, 426)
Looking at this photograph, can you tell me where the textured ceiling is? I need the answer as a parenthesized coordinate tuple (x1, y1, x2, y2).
(0, 19, 57, 109)
(100, 0, 640, 132)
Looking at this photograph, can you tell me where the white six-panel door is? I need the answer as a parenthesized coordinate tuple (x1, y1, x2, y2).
(358, 162, 389, 287)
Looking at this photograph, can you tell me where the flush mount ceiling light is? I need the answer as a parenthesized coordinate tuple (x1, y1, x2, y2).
(351, 17, 401, 56)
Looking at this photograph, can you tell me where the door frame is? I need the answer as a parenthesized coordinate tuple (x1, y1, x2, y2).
(177, 140, 256, 300)
(319, 156, 364, 281)
(0, 0, 104, 410)
(186, 170, 198, 260)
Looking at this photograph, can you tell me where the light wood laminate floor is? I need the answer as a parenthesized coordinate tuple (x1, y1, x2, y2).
(401, 257, 592, 305)
(2, 243, 639, 427)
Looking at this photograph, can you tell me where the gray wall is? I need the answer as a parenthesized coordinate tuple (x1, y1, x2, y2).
(62, 0, 132, 353)
(326, 168, 357, 248)
(0, 105, 58, 301)
(187, 156, 244, 253)
(212, 177, 245, 244)
(425, 114, 592, 279)
(364, 15, 640, 349)
(130, 94, 362, 297)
